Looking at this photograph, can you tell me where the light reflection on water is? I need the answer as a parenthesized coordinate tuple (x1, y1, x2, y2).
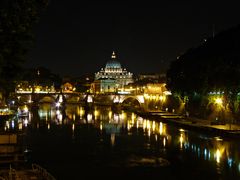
(3, 103, 240, 179)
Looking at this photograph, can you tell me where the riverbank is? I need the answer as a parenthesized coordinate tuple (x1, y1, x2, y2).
(137, 111, 240, 139)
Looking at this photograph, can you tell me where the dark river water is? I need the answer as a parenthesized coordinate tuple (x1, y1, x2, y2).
(4, 103, 240, 179)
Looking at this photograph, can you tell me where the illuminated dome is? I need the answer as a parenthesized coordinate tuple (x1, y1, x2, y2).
(94, 51, 134, 92)
(105, 51, 122, 69)
(105, 60, 121, 69)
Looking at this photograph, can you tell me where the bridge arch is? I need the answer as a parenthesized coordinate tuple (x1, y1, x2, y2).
(121, 97, 141, 107)
(119, 95, 144, 104)
(39, 95, 56, 103)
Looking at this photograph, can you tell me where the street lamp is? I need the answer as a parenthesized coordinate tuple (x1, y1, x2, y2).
(215, 97, 223, 105)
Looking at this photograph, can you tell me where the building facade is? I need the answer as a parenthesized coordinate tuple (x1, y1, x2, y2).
(94, 51, 133, 93)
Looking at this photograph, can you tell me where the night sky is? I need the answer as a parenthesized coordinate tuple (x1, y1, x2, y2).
(27, 0, 240, 77)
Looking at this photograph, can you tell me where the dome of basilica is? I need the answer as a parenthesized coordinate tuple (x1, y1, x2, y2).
(105, 60, 121, 69)
(105, 51, 122, 69)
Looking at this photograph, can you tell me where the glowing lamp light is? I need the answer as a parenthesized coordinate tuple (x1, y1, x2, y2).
(35, 87, 40, 93)
(59, 96, 63, 103)
(23, 106, 29, 113)
(215, 98, 223, 105)
(56, 102, 61, 107)
(87, 96, 93, 103)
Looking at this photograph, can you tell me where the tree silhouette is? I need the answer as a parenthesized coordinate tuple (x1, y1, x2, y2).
(0, 0, 48, 101)
(167, 24, 240, 119)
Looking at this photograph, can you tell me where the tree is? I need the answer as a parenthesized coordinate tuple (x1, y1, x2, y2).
(167, 24, 240, 119)
(0, 0, 48, 102)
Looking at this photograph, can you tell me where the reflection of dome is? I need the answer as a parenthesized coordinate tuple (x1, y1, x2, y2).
(105, 60, 121, 69)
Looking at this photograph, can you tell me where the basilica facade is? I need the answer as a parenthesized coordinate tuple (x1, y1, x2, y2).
(92, 52, 133, 93)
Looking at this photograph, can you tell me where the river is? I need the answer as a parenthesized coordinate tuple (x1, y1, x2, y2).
(3, 103, 240, 179)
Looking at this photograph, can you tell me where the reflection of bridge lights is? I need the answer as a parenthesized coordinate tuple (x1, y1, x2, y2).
(87, 114, 92, 122)
(228, 158, 233, 168)
(24, 119, 28, 127)
(48, 123, 50, 130)
(72, 124, 75, 132)
(127, 121, 131, 130)
(131, 113, 135, 120)
(79, 107, 84, 117)
(204, 148, 208, 160)
(148, 129, 151, 137)
(215, 149, 221, 163)
(113, 114, 119, 122)
(108, 111, 112, 119)
(6, 121, 10, 129)
(197, 147, 201, 157)
(100, 122, 103, 131)
(163, 137, 166, 147)
(120, 111, 126, 120)
(11, 121, 15, 128)
(18, 122, 23, 130)
(111, 133, 115, 146)
(159, 122, 163, 135)
(147, 120, 150, 129)
(179, 133, 184, 149)
(56, 102, 61, 107)
(57, 113, 63, 122)
(56, 110, 60, 115)
(94, 110, 99, 117)
(59, 96, 63, 103)
(152, 121, 156, 132)
(131, 118, 134, 125)
(143, 120, 147, 130)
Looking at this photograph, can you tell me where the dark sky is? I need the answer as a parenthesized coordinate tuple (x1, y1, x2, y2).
(27, 0, 240, 77)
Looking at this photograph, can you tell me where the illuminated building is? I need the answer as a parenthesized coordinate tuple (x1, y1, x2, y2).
(93, 51, 133, 93)
(91, 78, 117, 93)
(143, 83, 171, 110)
(61, 82, 75, 93)
(15, 81, 55, 94)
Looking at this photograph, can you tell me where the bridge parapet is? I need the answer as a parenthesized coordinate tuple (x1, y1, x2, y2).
(14, 92, 145, 105)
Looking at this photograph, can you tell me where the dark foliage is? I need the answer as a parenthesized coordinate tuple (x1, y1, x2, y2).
(0, 0, 48, 97)
(167, 24, 240, 116)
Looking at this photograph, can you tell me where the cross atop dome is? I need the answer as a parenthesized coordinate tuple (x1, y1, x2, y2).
(111, 51, 116, 59)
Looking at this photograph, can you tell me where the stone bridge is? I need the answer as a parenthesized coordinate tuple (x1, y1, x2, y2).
(14, 92, 145, 106)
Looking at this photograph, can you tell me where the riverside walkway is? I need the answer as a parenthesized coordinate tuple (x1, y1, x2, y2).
(139, 111, 240, 138)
